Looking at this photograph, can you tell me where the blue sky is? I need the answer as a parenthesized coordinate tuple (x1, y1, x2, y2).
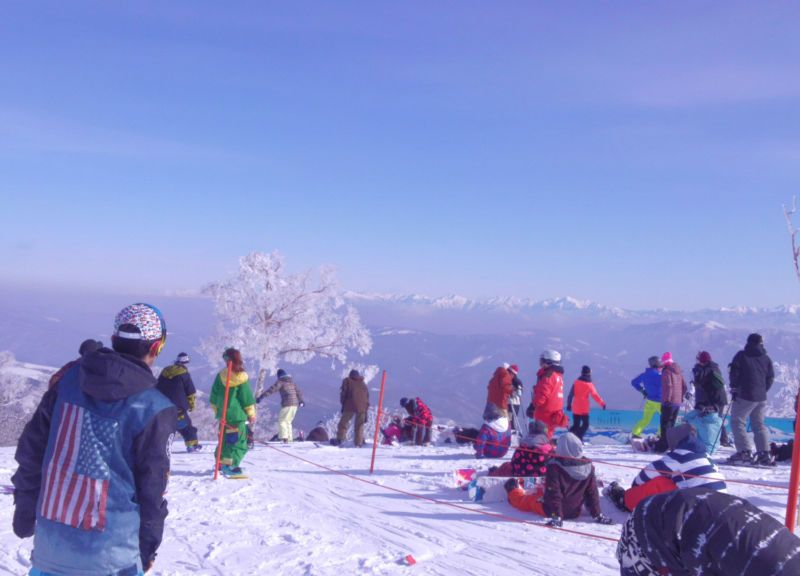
(2, 2, 800, 309)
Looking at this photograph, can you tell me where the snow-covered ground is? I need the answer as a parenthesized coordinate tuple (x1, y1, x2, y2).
(0, 439, 795, 575)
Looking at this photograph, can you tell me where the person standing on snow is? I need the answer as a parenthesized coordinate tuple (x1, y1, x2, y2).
(400, 397, 433, 445)
(630, 356, 663, 439)
(728, 333, 776, 466)
(653, 352, 686, 453)
(691, 350, 732, 447)
(484, 364, 514, 421)
(157, 352, 202, 453)
(12, 303, 176, 575)
(210, 348, 256, 476)
(566, 365, 606, 441)
(531, 350, 568, 439)
(257, 368, 305, 443)
(507, 364, 523, 433)
(616, 488, 800, 576)
(334, 369, 369, 447)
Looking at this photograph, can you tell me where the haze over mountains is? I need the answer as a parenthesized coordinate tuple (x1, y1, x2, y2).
(1, 285, 799, 432)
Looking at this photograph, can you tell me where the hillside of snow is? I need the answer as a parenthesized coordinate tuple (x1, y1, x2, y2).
(0, 437, 796, 575)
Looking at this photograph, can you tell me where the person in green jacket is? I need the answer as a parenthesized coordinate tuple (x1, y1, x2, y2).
(210, 348, 256, 476)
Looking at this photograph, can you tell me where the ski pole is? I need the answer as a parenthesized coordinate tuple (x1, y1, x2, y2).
(709, 401, 733, 455)
(213, 360, 234, 480)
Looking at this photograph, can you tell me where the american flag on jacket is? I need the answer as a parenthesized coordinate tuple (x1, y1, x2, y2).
(40, 403, 116, 531)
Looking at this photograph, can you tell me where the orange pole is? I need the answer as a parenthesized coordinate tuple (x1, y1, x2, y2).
(213, 360, 234, 480)
(369, 370, 387, 474)
(785, 392, 800, 531)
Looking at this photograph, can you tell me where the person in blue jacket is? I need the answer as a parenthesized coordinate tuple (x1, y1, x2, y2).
(11, 303, 176, 576)
(630, 356, 663, 438)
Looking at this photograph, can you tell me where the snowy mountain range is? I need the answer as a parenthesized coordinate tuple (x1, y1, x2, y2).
(1, 285, 799, 437)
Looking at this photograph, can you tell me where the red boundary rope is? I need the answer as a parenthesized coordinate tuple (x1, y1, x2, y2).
(257, 440, 620, 544)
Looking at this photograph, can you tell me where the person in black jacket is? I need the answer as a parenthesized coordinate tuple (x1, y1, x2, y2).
(617, 487, 800, 576)
(691, 350, 731, 447)
(157, 352, 202, 452)
(728, 333, 776, 466)
(11, 303, 176, 575)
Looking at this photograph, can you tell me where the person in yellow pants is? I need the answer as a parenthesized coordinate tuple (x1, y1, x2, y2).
(630, 356, 663, 438)
(257, 368, 304, 442)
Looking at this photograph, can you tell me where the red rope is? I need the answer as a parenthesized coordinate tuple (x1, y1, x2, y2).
(258, 440, 620, 544)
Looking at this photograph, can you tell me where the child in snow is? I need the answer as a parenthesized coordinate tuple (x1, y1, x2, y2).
(400, 397, 433, 445)
(257, 368, 305, 443)
(505, 432, 612, 526)
(381, 416, 404, 445)
(604, 423, 726, 512)
(489, 420, 553, 477)
(307, 421, 329, 443)
(210, 348, 256, 476)
(566, 365, 606, 441)
(617, 488, 800, 576)
(474, 416, 512, 458)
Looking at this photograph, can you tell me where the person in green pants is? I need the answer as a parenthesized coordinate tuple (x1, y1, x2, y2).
(210, 348, 256, 476)
(630, 356, 663, 439)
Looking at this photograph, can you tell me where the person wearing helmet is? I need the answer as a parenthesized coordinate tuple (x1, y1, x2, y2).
(531, 349, 568, 439)
(630, 356, 664, 439)
(12, 303, 176, 575)
(157, 352, 201, 453)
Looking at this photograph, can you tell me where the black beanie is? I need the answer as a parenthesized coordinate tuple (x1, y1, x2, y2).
(747, 333, 763, 346)
(581, 365, 591, 377)
(349, 369, 361, 379)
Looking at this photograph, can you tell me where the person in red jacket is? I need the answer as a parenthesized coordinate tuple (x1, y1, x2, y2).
(531, 350, 568, 439)
(400, 397, 433, 445)
(566, 365, 606, 441)
(484, 365, 514, 421)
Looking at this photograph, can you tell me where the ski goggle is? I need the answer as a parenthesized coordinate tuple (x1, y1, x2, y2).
(150, 304, 167, 356)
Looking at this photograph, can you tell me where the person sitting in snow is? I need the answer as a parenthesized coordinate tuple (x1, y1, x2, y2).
(474, 416, 512, 458)
(566, 365, 606, 441)
(504, 432, 612, 526)
(604, 423, 726, 512)
(257, 368, 305, 443)
(381, 415, 404, 445)
(400, 397, 433, 445)
(210, 348, 256, 476)
(531, 349, 569, 439)
(157, 352, 202, 452)
(489, 420, 553, 477)
(617, 488, 800, 576)
(306, 421, 330, 443)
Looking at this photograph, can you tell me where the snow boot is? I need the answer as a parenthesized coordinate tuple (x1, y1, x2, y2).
(754, 450, 776, 467)
(603, 481, 629, 512)
(727, 450, 755, 466)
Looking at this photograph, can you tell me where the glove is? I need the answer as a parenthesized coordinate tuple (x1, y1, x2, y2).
(594, 514, 614, 525)
(256, 394, 263, 404)
(731, 389, 738, 402)
(12, 505, 34, 539)
(299, 402, 305, 408)
(684, 391, 694, 402)
(547, 514, 563, 528)
(503, 478, 519, 493)
(602, 404, 607, 410)
(641, 390, 648, 399)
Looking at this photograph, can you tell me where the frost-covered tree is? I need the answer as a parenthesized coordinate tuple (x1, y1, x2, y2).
(202, 251, 373, 395)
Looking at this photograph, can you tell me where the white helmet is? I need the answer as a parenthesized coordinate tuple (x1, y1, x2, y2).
(540, 349, 561, 364)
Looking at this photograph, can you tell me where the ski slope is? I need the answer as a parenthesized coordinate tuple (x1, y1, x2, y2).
(0, 439, 795, 575)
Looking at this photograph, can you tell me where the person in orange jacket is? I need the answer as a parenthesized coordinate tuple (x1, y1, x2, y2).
(483, 365, 514, 421)
(530, 349, 568, 439)
(566, 365, 606, 441)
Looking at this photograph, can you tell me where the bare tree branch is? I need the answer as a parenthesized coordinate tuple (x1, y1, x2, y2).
(783, 196, 800, 282)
